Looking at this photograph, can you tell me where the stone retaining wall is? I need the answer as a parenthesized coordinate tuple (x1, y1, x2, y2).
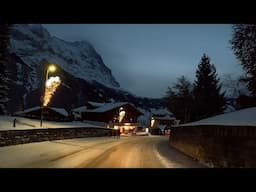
(169, 125, 256, 167)
(0, 127, 117, 147)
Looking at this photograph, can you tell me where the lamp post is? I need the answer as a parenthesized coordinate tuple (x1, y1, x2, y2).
(40, 65, 56, 127)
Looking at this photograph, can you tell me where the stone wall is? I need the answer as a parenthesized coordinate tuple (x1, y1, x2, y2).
(169, 125, 256, 167)
(0, 127, 117, 147)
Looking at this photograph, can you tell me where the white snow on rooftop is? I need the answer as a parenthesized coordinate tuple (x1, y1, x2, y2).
(150, 108, 173, 116)
(73, 102, 135, 113)
(14, 106, 41, 115)
(88, 101, 106, 107)
(50, 107, 69, 117)
(176, 107, 256, 127)
(14, 106, 68, 117)
(85, 102, 130, 113)
(72, 106, 88, 112)
(153, 115, 176, 121)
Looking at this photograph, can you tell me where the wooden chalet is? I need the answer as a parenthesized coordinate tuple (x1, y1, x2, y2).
(73, 102, 143, 134)
(150, 108, 177, 135)
(14, 106, 70, 121)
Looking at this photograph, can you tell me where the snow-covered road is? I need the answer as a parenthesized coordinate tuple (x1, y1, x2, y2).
(0, 136, 206, 168)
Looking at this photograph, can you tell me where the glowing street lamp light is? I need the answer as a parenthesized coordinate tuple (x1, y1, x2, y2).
(40, 64, 57, 127)
(43, 76, 61, 106)
(46, 65, 56, 79)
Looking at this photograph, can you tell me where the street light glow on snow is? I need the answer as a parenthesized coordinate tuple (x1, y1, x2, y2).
(119, 110, 125, 123)
(43, 76, 61, 106)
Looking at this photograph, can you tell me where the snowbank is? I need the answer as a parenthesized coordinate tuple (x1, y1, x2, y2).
(0, 116, 105, 131)
(175, 107, 256, 127)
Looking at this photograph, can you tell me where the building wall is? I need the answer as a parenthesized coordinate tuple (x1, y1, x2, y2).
(169, 125, 256, 167)
(0, 127, 117, 147)
(150, 119, 176, 135)
(152, 119, 175, 128)
(81, 104, 142, 123)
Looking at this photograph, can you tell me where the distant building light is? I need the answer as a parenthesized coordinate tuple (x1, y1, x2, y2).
(151, 119, 155, 127)
(114, 125, 119, 129)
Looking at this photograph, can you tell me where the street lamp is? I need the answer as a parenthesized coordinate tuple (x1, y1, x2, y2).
(46, 65, 56, 79)
(40, 65, 56, 127)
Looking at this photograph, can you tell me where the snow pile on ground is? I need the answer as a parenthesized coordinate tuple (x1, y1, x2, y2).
(135, 132, 149, 136)
(176, 107, 256, 127)
(0, 116, 105, 131)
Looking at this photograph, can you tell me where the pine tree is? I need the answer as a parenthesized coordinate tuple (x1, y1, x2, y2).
(165, 76, 194, 123)
(193, 54, 226, 120)
(0, 24, 11, 114)
(230, 24, 256, 96)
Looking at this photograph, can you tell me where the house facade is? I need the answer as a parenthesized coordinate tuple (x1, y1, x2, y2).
(149, 108, 178, 135)
(73, 102, 143, 134)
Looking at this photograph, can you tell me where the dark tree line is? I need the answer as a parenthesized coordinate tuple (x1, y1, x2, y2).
(166, 24, 256, 123)
(230, 24, 256, 96)
(165, 76, 193, 123)
(0, 24, 11, 114)
(193, 54, 226, 120)
(165, 54, 226, 123)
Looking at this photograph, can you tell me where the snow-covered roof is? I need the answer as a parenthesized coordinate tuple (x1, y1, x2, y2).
(72, 106, 88, 112)
(50, 107, 68, 117)
(14, 106, 68, 117)
(77, 102, 143, 114)
(73, 102, 137, 113)
(175, 107, 256, 127)
(14, 106, 41, 115)
(153, 115, 176, 121)
(150, 108, 173, 116)
(87, 102, 129, 113)
(88, 101, 105, 107)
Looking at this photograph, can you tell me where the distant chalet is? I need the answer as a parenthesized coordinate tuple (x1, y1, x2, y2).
(73, 102, 142, 122)
(150, 108, 177, 135)
(14, 106, 70, 121)
(73, 102, 143, 134)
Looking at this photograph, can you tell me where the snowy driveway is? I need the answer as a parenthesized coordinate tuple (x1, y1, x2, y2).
(0, 136, 206, 168)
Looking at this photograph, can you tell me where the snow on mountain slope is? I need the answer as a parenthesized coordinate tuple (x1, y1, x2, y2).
(9, 24, 120, 91)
